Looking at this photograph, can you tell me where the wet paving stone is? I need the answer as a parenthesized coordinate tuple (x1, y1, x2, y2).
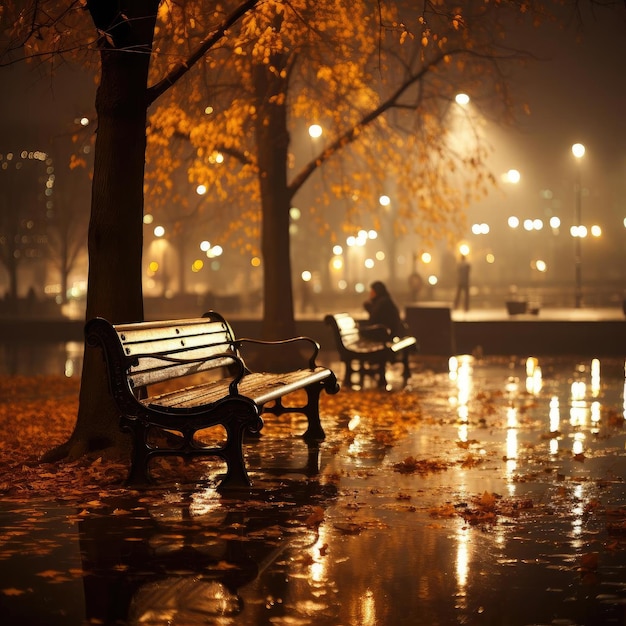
(1, 355, 625, 625)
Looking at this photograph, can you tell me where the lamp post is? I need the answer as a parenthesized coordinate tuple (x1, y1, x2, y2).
(571, 143, 585, 308)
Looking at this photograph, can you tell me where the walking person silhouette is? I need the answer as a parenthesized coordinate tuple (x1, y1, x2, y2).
(453, 254, 471, 311)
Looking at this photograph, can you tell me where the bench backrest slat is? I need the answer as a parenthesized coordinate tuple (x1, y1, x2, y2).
(114, 319, 237, 388)
(127, 348, 236, 388)
(121, 328, 232, 357)
(327, 313, 360, 345)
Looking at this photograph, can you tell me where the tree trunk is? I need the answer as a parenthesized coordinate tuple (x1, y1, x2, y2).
(175, 236, 187, 296)
(42, 1, 159, 463)
(60, 230, 69, 304)
(7, 256, 18, 302)
(253, 64, 296, 342)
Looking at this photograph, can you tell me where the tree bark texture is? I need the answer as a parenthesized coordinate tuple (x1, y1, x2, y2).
(43, 1, 159, 462)
(252, 63, 296, 342)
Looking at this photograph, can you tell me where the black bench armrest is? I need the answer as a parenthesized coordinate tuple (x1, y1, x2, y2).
(235, 336, 321, 369)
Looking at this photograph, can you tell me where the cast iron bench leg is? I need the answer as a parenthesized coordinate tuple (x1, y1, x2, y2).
(121, 417, 153, 485)
(302, 381, 326, 442)
(343, 359, 354, 386)
(402, 352, 411, 382)
(215, 399, 260, 490)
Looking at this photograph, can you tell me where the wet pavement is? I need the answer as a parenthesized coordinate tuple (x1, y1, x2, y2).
(1, 354, 626, 625)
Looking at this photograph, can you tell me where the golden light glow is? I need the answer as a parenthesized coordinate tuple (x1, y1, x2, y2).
(455, 525, 470, 592)
(348, 414, 361, 431)
(549, 396, 560, 434)
(505, 168, 521, 184)
(308, 124, 323, 138)
(591, 359, 601, 397)
(572, 432, 585, 456)
(357, 589, 377, 626)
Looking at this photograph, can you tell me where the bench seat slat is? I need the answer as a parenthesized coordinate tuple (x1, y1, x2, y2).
(342, 340, 387, 353)
(144, 368, 331, 411)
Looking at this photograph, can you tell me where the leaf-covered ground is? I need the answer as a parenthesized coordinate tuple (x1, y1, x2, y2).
(0, 373, 431, 501)
(1, 358, 626, 625)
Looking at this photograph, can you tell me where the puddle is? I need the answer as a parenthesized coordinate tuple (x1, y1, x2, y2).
(1, 355, 625, 625)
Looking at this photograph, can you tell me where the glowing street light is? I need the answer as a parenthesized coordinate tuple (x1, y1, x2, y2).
(505, 169, 521, 184)
(571, 142, 585, 308)
(471, 223, 490, 235)
(308, 124, 323, 138)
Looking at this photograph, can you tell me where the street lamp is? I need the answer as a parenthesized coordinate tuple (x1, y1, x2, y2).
(571, 142, 585, 308)
(308, 124, 322, 139)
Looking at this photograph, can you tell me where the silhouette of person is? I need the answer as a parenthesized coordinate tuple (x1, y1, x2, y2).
(408, 271, 424, 302)
(453, 254, 471, 311)
(362, 280, 405, 338)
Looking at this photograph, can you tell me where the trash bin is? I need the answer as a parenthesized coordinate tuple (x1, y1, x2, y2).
(405, 304, 455, 356)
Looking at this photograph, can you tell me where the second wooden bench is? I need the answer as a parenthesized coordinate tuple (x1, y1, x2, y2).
(324, 312, 418, 388)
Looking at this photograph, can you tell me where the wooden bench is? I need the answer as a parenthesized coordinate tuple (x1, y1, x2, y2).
(85, 311, 339, 490)
(324, 312, 417, 388)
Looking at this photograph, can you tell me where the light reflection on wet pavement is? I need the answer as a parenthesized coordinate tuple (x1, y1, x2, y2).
(1, 355, 625, 625)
